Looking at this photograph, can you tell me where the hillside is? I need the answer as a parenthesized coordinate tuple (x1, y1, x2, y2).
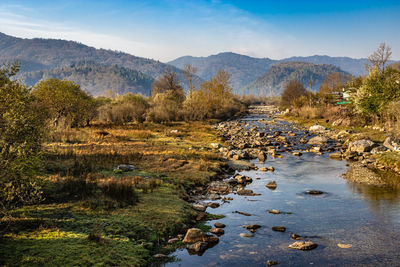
(169, 53, 397, 91)
(168, 52, 274, 90)
(0, 32, 183, 80)
(241, 62, 350, 96)
(20, 63, 154, 96)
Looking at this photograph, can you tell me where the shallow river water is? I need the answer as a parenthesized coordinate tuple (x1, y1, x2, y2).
(166, 113, 400, 267)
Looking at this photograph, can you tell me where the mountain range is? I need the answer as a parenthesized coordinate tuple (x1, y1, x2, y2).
(1, 32, 397, 96)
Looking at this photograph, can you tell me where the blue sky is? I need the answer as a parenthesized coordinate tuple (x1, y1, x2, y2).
(0, 0, 399, 61)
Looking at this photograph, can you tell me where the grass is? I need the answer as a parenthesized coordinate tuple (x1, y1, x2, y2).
(0, 121, 225, 266)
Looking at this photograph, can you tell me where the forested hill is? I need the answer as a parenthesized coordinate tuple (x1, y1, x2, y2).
(169, 52, 397, 91)
(168, 52, 275, 89)
(20, 63, 154, 96)
(240, 62, 350, 96)
(0, 32, 183, 79)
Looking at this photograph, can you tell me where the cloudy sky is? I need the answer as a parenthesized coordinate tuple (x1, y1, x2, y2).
(0, 0, 399, 62)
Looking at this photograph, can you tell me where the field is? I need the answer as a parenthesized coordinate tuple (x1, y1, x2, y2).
(0, 121, 226, 266)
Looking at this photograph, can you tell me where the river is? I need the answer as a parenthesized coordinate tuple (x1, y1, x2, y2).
(165, 109, 400, 267)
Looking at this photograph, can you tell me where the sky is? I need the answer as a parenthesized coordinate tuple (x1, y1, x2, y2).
(0, 0, 399, 62)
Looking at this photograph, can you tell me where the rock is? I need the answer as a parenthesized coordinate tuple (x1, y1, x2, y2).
(210, 228, 224, 235)
(329, 152, 342, 159)
(210, 143, 221, 149)
(383, 136, 400, 151)
(168, 238, 180, 244)
(272, 226, 286, 232)
(170, 129, 179, 134)
(258, 151, 267, 162)
(237, 189, 256, 196)
(208, 181, 232, 194)
(266, 260, 280, 266)
(234, 211, 251, 216)
(371, 146, 388, 154)
(153, 253, 167, 258)
(288, 241, 318, 251)
(234, 174, 252, 184)
(240, 232, 254, 238)
(208, 193, 221, 200)
(266, 181, 277, 189)
(293, 151, 302, 156)
(337, 243, 352, 248)
(182, 228, 206, 243)
(207, 202, 220, 208)
(187, 241, 208, 253)
(214, 222, 226, 228)
(308, 136, 328, 145)
(305, 190, 324, 195)
(291, 234, 302, 240)
(268, 209, 280, 214)
(260, 166, 274, 172)
(242, 224, 261, 230)
(196, 212, 207, 221)
(348, 139, 377, 153)
(192, 204, 207, 212)
(309, 125, 326, 132)
(114, 164, 136, 172)
(310, 146, 321, 153)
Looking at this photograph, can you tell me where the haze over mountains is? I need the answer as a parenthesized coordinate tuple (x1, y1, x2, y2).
(1, 32, 395, 96)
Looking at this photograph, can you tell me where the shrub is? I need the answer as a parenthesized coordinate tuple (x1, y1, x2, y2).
(0, 62, 46, 215)
(280, 80, 308, 108)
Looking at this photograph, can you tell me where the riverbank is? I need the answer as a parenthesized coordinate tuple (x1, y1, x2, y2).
(0, 121, 231, 266)
(281, 114, 400, 188)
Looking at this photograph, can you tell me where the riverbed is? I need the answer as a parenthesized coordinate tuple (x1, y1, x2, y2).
(165, 110, 400, 267)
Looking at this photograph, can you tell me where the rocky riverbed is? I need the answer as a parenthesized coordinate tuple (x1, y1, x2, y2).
(164, 105, 400, 267)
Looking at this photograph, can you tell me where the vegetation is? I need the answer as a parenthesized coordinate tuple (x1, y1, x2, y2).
(21, 63, 155, 96)
(0, 60, 244, 266)
(242, 62, 350, 96)
(0, 62, 46, 216)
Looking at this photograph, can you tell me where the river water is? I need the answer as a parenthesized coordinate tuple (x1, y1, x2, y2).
(166, 113, 400, 267)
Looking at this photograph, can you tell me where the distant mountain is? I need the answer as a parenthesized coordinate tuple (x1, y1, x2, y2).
(282, 55, 373, 77)
(20, 62, 154, 96)
(0, 32, 187, 88)
(169, 52, 397, 92)
(168, 52, 274, 90)
(241, 62, 350, 96)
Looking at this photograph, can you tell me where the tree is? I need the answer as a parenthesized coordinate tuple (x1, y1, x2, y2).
(0, 62, 45, 214)
(354, 67, 400, 118)
(319, 72, 353, 97)
(148, 70, 185, 122)
(367, 43, 392, 74)
(183, 64, 198, 98)
(280, 80, 308, 107)
(33, 78, 96, 128)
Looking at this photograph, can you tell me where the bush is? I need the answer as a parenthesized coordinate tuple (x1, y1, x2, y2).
(0, 62, 46, 214)
(280, 80, 308, 108)
(98, 93, 149, 124)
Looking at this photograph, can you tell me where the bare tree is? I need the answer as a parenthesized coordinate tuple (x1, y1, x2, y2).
(183, 64, 198, 99)
(367, 43, 392, 74)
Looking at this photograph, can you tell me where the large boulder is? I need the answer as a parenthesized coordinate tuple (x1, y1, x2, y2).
(182, 228, 207, 243)
(383, 137, 400, 151)
(114, 164, 136, 172)
(187, 241, 208, 253)
(348, 139, 377, 153)
(308, 136, 328, 145)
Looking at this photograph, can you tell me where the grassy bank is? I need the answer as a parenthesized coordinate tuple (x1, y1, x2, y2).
(0, 121, 226, 266)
